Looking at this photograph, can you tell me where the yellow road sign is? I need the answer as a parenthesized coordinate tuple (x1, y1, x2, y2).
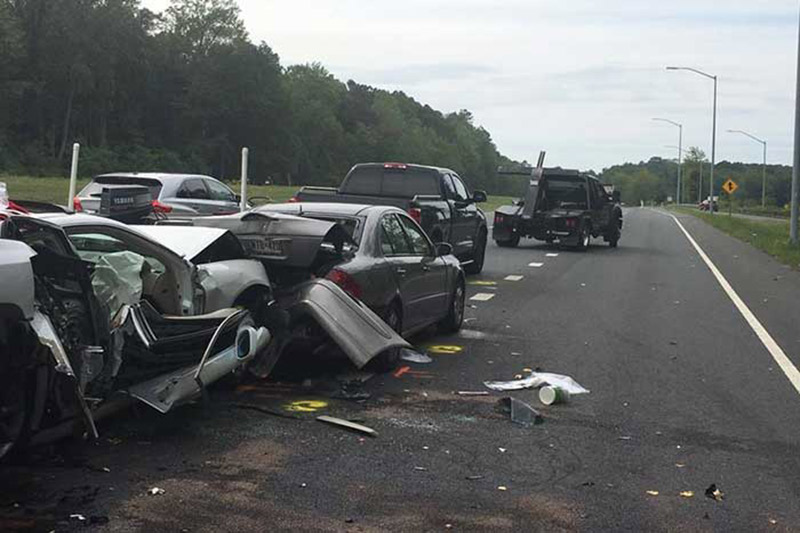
(722, 179, 738, 194)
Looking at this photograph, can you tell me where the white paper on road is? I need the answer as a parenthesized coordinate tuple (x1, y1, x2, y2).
(484, 372, 590, 394)
(528, 262, 544, 268)
(546, 253, 559, 257)
(470, 293, 495, 302)
(400, 349, 433, 364)
(504, 275, 524, 281)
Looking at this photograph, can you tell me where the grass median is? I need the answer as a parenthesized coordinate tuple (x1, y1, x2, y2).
(1, 175, 514, 213)
(671, 206, 800, 269)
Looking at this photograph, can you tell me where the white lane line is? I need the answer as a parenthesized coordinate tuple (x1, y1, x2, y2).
(528, 262, 544, 268)
(505, 275, 524, 281)
(669, 214, 800, 395)
(546, 253, 559, 257)
(470, 293, 495, 302)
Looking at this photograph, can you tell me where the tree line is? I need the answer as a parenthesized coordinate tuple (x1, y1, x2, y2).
(601, 149, 794, 212)
(0, 0, 521, 193)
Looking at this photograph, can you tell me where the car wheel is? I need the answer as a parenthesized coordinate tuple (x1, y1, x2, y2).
(495, 232, 520, 248)
(465, 230, 487, 274)
(367, 302, 403, 373)
(439, 277, 465, 333)
(608, 213, 621, 248)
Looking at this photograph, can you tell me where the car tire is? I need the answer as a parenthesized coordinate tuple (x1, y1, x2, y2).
(495, 232, 520, 248)
(367, 302, 403, 373)
(608, 213, 622, 248)
(439, 277, 466, 333)
(464, 229, 487, 274)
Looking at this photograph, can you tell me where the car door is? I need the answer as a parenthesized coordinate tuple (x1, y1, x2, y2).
(589, 179, 610, 232)
(396, 213, 450, 321)
(379, 214, 439, 329)
(449, 174, 480, 256)
(203, 178, 241, 214)
(171, 178, 214, 215)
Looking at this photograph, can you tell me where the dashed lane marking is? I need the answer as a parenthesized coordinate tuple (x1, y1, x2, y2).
(546, 253, 559, 257)
(470, 293, 495, 302)
(504, 275, 524, 281)
(528, 262, 544, 268)
(469, 281, 498, 286)
(669, 213, 800, 395)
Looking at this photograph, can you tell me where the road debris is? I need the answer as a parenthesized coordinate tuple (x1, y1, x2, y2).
(465, 475, 484, 481)
(705, 484, 724, 501)
(484, 372, 590, 394)
(497, 486, 508, 491)
(413, 466, 428, 471)
(679, 491, 694, 498)
(539, 386, 570, 405)
(675, 463, 686, 468)
(498, 447, 507, 453)
(70, 514, 86, 521)
(317, 415, 378, 437)
(456, 391, 489, 396)
(618, 436, 632, 441)
(495, 397, 544, 427)
(400, 348, 433, 364)
(646, 490, 660, 496)
(148, 487, 166, 496)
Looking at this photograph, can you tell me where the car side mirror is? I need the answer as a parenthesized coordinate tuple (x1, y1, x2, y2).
(473, 190, 488, 203)
(435, 242, 453, 256)
(234, 194, 242, 203)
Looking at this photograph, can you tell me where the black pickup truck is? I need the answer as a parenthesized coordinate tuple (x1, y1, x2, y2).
(493, 169, 622, 250)
(293, 163, 489, 274)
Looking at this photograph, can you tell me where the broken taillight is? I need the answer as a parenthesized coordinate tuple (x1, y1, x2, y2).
(72, 196, 83, 212)
(325, 268, 363, 300)
(152, 200, 173, 214)
(408, 207, 422, 224)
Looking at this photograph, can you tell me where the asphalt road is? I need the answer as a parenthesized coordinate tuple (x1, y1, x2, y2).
(2, 207, 800, 532)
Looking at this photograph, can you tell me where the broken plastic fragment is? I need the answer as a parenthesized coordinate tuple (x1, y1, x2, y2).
(646, 490, 659, 496)
(70, 514, 86, 521)
(317, 415, 378, 437)
(497, 486, 508, 491)
(705, 484, 724, 501)
(679, 491, 694, 498)
(148, 487, 165, 496)
(495, 397, 544, 427)
(400, 349, 433, 364)
(484, 372, 589, 394)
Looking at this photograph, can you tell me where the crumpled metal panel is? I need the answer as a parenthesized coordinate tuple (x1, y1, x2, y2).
(285, 279, 410, 368)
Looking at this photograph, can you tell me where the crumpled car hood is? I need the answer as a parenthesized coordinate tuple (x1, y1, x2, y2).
(132, 225, 230, 261)
(193, 211, 353, 268)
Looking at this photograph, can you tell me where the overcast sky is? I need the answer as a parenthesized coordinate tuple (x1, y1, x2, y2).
(143, 0, 798, 171)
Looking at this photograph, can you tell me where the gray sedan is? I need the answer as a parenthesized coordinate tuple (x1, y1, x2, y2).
(75, 173, 242, 218)
(254, 203, 466, 337)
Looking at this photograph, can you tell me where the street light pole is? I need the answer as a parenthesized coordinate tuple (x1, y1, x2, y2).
(791, 6, 800, 244)
(653, 118, 683, 204)
(728, 129, 767, 207)
(668, 66, 718, 214)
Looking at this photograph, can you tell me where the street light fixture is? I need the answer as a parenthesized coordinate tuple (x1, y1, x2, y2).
(667, 66, 718, 214)
(653, 118, 683, 204)
(727, 129, 767, 207)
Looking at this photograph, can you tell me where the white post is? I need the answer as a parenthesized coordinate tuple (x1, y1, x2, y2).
(67, 143, 80, 211)
(240, 147, 249, 212)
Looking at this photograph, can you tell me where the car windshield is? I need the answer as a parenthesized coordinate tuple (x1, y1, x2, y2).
(543, 177, 588, 209)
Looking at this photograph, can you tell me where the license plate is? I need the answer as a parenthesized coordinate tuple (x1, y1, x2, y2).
(243, 236, 290, 256)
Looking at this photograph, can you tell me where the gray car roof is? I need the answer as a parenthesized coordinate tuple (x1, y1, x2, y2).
(93, 173, 216, 183)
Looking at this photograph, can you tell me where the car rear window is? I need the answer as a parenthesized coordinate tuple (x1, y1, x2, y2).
(342, 167, 440, 198)
(81, 177, 163, 200)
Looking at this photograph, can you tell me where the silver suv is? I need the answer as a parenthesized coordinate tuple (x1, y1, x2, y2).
(75, 173, 241, 218)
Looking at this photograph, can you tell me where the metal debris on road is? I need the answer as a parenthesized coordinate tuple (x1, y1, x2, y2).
(495, 397, 544, 427)
(679, 491, 694, 498)
(646, 490, 660, 496)
(465, 475, 484, 481)
(705, 484, 724, 501)
(400, 348, 433, 364)
(675, 463, 686, 468)
(470, 293, 495, 302)
(70, 514, 86, 521)
(317, 415, 378, 438)
(148, 487, 166, 496)
(497, 486, 508, 491)
(618, 436, 632, 441)
(456, 391, 489, 396)
(413, 466, 428, 471)
(484, 372, 590, 394)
